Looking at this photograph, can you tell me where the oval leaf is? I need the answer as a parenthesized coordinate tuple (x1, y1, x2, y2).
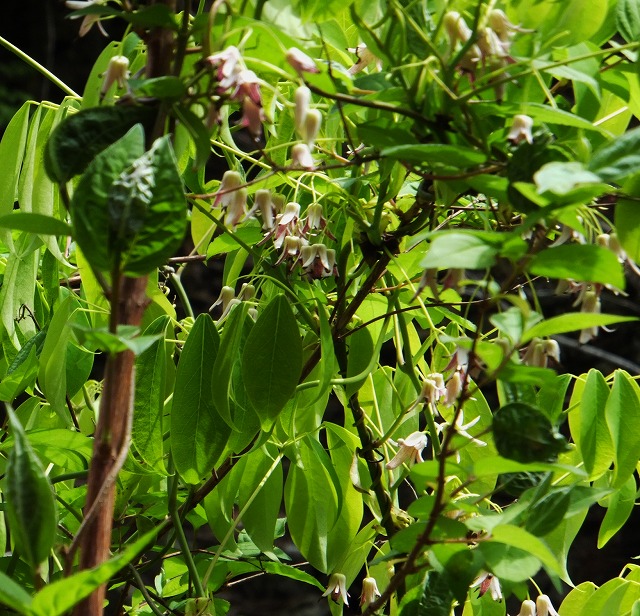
(241, 294, 302, 426)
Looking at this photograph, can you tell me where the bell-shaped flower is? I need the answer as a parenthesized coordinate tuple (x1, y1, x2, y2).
(291, 143, 315, 169)
(214, 171, 244, 208)
(471, 572, 502, 601)
(443, 11, 481, 69)
(294, 86, 312, 133)
(301, 108, 322, 148)
(230, 68, 262, 105)
(579, 289, 601, 344)
(275, 235, 305, 266)
(224, 188, 248, 228)
(386, 431, 428, 470)
(241, 97, 265, 139)
(489, 9, 534, 46)
(516, 600, 537, 616)
(507, 114, 534, 145)
(300, 244, 335, 278)
(255, 190, 276, 230)
(301, 202, 333, 237)
(209, 286, 239, 318)
(101, 55, 130, 99)
(66, 0, 108, 36)
(205, 46, 243, 90)
(359, 577, 382, 611)
(322, 573, 349, 605)
(286, 47, 320, 75)
(347, 44, 382, 75)
(444, 371, 463, 407)
(536, 594, 560, 616)
(409, 373, 446, 412)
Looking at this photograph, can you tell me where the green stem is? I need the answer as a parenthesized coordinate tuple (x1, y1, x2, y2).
(167, 269, 194, 319)
(0, 35, 79, 98)
(168, 462, 206, 598)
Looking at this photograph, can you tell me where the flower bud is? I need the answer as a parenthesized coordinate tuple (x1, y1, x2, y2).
(516, 600, 537, 616)
(286, 47, 319, 74)
(294, 86, 311, 133)
(302, 108, 322, 148)
(255, 189, 275, 230)
(536, 594, 560, 616)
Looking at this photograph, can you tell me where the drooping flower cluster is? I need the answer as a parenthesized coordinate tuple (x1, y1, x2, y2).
(255, 193, 337, 278)
(203, 46, 265, 138)
(444, 9, 532, 97)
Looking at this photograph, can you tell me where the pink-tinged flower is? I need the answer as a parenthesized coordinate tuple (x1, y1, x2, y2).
(66, 0, 109, 37)
(273, 202, 302, 249)
(294, 86, 311, 133)
(322, 573, 349, 606)
(214, 171, 244, 208)
(347, 44, 382, 75)
(241, 97, 265, 139)
(386, 431, 428, 470)
(536, 595, 559, 616)
(359, 577, 382, 611)
(275, 235, 306, 265)
(286, 47, 320, 75)
(516, 600, 537, 616)
(302, 202, 333, 237)
(205, 46, 243, 90)
(300, 244, 336, 278)
(100, 55, 129, 99)
(291, 143, 315, 169)
(471, 572, 502, 601)
(231, 68, 262, 104)
(507, 114, 534, 145)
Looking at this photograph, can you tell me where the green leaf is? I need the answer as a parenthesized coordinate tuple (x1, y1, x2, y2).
(0, 212, 72, 236)
(45, 105, 156, 184)
(172, 104, 212, 171)
(528, 244, 625, 289)
(211, 305, 248, 429)
(381, 144, 486, 169)
(133, 316, 171, 473)
(492, 402, 569, 463)
(70, 124, 145, 272)
(284, 436, 340, 573)
(0, 102, 30, 219)
(0, 569, 32, 614)
(617, 0, 640, 43)
(579, 370, 614, 480)
(241, 295, 303, 427)
(606, 370, 640, 489)
(488, 524, 563, 577)
(533, 161, 609, 199)
(589, 126, 640, 181)
(524, 489, 571, 536)
(5, 405, 57, 569)
(117, 134, 188, 275)
(421, 232, 505, 270)
(598, 474, 636, 548)
(616, 174, 640, 263)
(30, 528, 160, 616)
(171, 313, 229, 484)
(521, 312, 637, 344)
(130, 76, 187, 100)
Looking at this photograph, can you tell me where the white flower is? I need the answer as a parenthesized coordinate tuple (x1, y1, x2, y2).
(536, 594, 560, 616)
(347, 44, 382, 75)
(386, 431, 428, 470)
(471, 572, 502, 601)
(444, 371, 463, 407)
(66, 0, 109, 37)
(255, 190, 276, 230)
(291, 143, 315, 169)
(224, 188, 248, 228)
(579, 289, 601, 344)
(507, 114, 534, 145)
(100, 55, 129, 98)
(516, 599, 537, 616)
(322, 573, 349, 606)
(286, 47, 320, 75)
(213, 171, 244, 208)
(209, 286, 239, 318)
(359, 577, 382, 611)
(294, 86, 312, 133)
(301, 108, 322, 148)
